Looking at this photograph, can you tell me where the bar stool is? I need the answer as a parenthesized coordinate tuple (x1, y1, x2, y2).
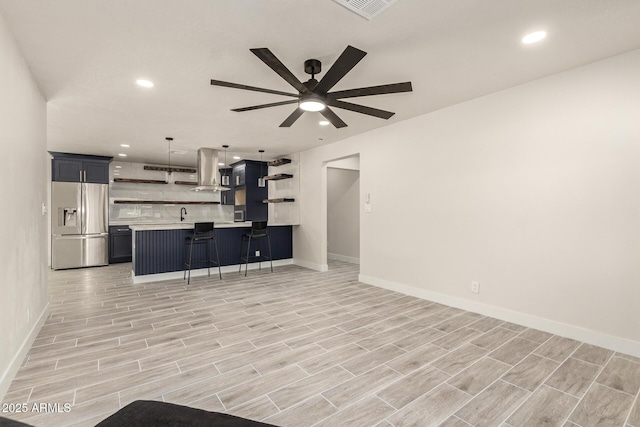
(239, 221, 273, 276)
(184, 222, 221, 284)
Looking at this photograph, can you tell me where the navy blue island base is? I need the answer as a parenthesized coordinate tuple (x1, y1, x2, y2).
(132, 225, 293, 278)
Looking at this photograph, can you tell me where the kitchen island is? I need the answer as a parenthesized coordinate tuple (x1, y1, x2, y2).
(129, 222, 293, 283)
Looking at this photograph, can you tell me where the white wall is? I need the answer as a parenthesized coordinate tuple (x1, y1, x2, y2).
(327, 156, 360, 171)
(294, 49, 640, 356)
(327, 167, 360, 263)
(0, 14, 48, 399)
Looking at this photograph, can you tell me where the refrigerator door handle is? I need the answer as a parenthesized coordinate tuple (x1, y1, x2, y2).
(81, 183, 86, 235)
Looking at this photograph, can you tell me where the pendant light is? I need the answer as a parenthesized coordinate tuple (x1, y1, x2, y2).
(165, 137, 174, 184)
(258, 149, 266, 187)
(221, 145, 230, 186)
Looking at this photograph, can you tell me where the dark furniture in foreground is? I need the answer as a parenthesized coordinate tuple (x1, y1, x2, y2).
(0, 400, 278, 427)
(0, 417, 34, 426)
(95, 400, 277, 426)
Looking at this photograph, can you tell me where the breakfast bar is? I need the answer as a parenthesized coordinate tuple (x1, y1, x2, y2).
(129, 222, 293, 283)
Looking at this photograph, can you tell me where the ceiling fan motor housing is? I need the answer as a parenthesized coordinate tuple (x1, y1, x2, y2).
(304, 59, 321, 76)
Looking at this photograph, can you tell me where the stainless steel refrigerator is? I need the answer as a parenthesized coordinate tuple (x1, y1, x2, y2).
(51, 181, 109, 269)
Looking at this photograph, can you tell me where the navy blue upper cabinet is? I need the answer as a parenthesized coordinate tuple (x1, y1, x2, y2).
(230, 160, 268, 221)
(53, 159, 83, 182)
(219, 168, 234, 205)
(232, 164, 246, 186)
(50, 152, 112, 183)
(82, 160, 110, 183)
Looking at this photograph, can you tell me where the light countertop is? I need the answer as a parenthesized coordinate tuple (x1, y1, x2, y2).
(127, 221, 296, 231)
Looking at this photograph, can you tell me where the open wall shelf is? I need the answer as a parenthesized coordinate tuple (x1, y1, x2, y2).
(263, 173, 293, 181)
(263, 198, 295, 203)
(143, 165, 196, 173)
(267, 158, 292, 167)
(113, 178, 198, 186)
(114, 178, 167, 184)
(114, 200, 220, 205)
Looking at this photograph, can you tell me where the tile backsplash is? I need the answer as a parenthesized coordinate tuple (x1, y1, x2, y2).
(109, 161, 233, 224)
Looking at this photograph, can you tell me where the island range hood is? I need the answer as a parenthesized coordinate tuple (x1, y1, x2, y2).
(192, 148, 230, 192)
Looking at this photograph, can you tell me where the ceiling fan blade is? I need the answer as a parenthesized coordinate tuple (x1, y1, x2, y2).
(210, 79, 298, 98)
(314, 46, 367, 94)
(232, 100, 298, 112)
(250, 48, 308, 93)
(320, 107, 347, 128)
(279, 108, 305, 127)
(328, 99, 395, 120)
(328, 82, 413, 99)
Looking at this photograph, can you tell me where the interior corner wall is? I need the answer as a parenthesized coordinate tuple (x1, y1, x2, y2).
(294, 48, 640, 356)
(0, 14, 48, 399)
(327, 167, 360, 262)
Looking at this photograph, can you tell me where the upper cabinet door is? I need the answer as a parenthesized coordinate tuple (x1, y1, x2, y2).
(52, 158, 110, 183)
(53, 159, 83, 182)
(82, 161, 110, 184)
(233, 165, 246, 187)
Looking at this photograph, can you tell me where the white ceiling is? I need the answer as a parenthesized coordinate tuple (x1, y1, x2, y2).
(1, 0, 640, 166)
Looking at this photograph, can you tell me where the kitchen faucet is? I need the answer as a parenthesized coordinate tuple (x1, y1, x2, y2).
(180, 207, 187, 221)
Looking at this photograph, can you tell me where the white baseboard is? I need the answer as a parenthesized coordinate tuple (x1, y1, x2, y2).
(327, 253, 360, 264)
(359, 274, 640, 358)
(0, 303, 49, 402)
(293, 259, 328, 272)
(133, 259, 294, 284)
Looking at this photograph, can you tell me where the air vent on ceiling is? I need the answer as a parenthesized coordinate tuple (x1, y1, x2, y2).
(332, 0, 398, 20)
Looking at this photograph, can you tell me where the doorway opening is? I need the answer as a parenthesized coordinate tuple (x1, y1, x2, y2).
(325, 155, 360, 271)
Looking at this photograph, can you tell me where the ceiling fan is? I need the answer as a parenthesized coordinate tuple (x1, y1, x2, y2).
(210, 45, 413, 128)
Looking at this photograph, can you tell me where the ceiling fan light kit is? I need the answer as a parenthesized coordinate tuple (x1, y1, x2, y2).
(210, 45, 412, 128)
(299, 93, 326, 112)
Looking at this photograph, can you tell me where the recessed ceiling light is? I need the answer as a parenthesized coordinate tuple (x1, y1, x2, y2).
(115, 165, 122, 169)
(233, 156, 241, 160)
(120, 144, 130, 148)
(522, 30, 547, 44)
(118, 153, 127, 157)
(113, 172, 120, 176)
(218, 162, 224, 166)
(136, 79, 154, 88)
(319, 120, 330, 126)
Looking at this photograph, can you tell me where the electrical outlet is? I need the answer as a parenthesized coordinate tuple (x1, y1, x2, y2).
(471, 281, 480, 294)
(255, 250, 260, 256)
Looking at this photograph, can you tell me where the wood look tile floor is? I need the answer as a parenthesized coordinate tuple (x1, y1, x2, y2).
(2, 261, 640, 427)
